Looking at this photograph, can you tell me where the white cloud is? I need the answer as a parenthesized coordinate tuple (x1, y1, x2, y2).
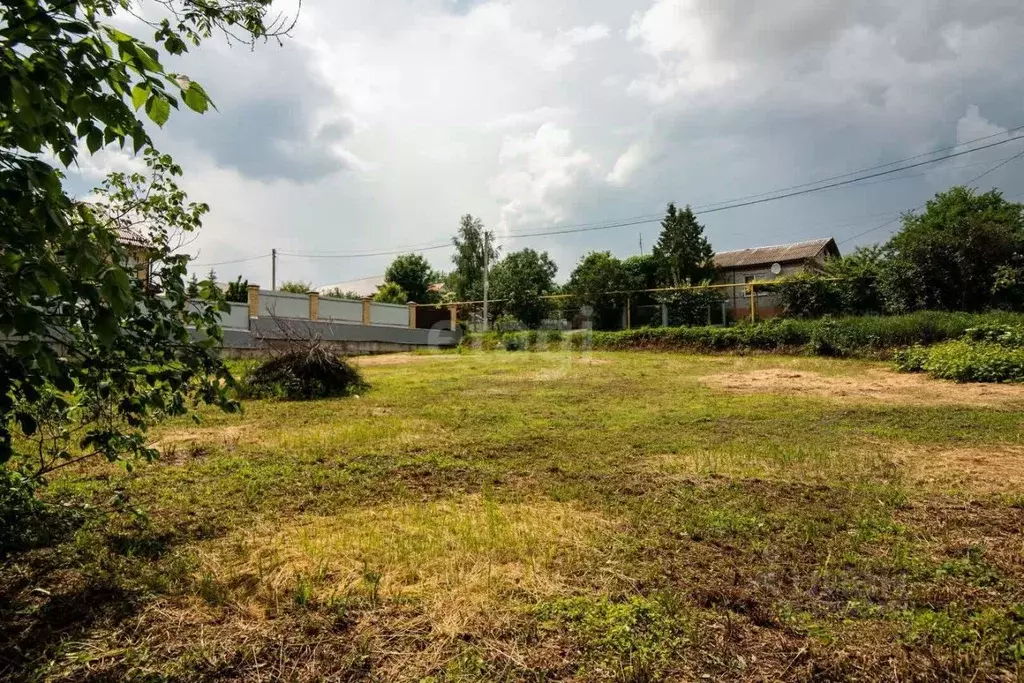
(490, 123, 597, 232)
(606, 142, 647, 186)
(956, 105, 1007, 145)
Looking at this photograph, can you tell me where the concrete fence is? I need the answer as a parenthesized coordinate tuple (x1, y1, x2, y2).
(211, 286, 461, 356)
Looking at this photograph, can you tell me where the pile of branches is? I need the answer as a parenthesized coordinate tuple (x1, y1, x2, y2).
(244, 345, 368, 401)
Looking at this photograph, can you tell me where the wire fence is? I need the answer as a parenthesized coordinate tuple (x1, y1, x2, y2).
(417, 279, 803, 333)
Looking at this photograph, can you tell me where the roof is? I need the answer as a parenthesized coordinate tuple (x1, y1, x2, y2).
(115, 227, 150, 249)
(317, 275, 385, 298)
(714, 238, 839, 270)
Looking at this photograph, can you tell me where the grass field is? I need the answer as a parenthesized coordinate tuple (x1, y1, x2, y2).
(3, 350, 1024, 681)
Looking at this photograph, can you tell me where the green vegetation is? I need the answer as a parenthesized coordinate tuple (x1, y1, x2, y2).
(280, 280, 313, 294)
(466, 310, 1024, 358)
(373, 281, 408, 304)
(894, 324, 1024, 382)
(3, 351, 1024, 680)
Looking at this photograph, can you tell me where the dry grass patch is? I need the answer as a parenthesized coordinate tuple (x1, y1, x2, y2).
(352, 352, 460, 366)
(703, 368, 1024, 408)
(894, 444, 1024, 494)
(195, 495, 616, 635)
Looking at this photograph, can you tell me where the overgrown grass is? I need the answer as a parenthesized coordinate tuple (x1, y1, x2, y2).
(465, 310, 1024, 358)
(2, 351, 1024, 681)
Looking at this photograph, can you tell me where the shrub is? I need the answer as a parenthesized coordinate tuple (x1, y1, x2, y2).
(915, 341, 1024, 383)
(893, 345, 929, 373)
(493, 313, 524, 334)
(241, 347, 368, 400)
(962, 324, 1024, 348)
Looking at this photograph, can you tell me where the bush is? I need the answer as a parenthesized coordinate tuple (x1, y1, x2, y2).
(241, 347, 368, 400)
(493, 313, 524, 334)
(893, 345, 929, 373)
(460, 311, 1024, 358)
(910, 341, 1024, 383)
(962, 324, 1024, 348)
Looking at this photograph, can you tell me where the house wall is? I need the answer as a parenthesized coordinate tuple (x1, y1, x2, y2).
(714, 262, 809, 321)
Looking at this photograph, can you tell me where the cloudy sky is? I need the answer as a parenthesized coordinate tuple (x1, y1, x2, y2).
(70, 0, 1024, 289)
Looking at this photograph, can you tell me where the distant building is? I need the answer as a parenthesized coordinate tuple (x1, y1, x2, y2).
(317, 275, 386, 299)
(116, 228, 152, 287)
(713, 238, 840, 320)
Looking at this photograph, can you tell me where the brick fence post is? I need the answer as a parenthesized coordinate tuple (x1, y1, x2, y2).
(408, 301, 417, 329)
(247, 284, 260, 318)
(362, 297, 372, 325)
(448, 304, 457, 330)
(308, 291, 319, 321)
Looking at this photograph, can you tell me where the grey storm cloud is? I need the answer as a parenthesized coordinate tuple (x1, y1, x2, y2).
(162, 43, 355, 183)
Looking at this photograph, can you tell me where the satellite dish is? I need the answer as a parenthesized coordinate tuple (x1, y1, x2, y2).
(770, 262, 782, 275)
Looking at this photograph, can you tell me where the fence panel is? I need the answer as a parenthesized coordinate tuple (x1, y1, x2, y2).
(370, 302, 409, 327)
(319, 297, 363, 323)
(223, 302, 250, 329)
(260, 291, 309, 319)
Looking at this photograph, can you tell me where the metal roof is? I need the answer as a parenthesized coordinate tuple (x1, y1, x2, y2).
(714, 238, 838, 270)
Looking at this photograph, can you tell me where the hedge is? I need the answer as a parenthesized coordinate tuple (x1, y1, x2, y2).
(460, 311, 1024, 358)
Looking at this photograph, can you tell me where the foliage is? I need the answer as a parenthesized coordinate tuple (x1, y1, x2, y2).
(822, 246, 887, 314)
(883, 187, 1024, 312)
(2, 151, 238, 486)
(493, 313, 523, 334)
(186, 273, 200, 297)
(450, 214, 498, 302)
(963, 324, 1024, 347)
(991, 264, 1024, 310)
(0, 0, 286, 542)
(279, 280, 311, 294)
(464, 311, 1024, 358)
(658, 283, 724, 326)
(321, 288, 363, 300)
(488, 248, 558, 328)
(384, 253, 438, 304)
(565, 251, 626, 330)
(651, 203, 715, 287)
(896, 341, 1024, 383)
(373, 281, 408, 305)
(225, 275, 249, 303)
(241, 347, 368, 401)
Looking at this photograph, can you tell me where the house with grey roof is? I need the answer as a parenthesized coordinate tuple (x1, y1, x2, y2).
(713, 238, 840, 320)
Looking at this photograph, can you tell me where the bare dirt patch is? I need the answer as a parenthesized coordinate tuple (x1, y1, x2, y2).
(894, 444, 1024, 494)
(702, 368, 1024, 408)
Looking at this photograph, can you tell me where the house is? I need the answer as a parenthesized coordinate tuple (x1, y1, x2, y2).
(713, 237, 840, 320)
(116, 227, 153, 287)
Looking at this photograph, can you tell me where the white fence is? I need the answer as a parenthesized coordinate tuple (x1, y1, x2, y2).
(259, 291, 309, 320)
(369, 302, 408, 327)
(319, 296, 363, 323)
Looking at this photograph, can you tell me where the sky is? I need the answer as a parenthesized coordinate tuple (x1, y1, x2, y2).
(67, 0, 1024, 290)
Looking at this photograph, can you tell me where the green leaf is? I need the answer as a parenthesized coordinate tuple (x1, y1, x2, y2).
(182, 82, 210, 114)
(131, 83, 149, 111)
(105, 27, 134, 44)
(15, 412, 37, 437)
(86, 129, 103, 154)
(145, 94, 171, 127)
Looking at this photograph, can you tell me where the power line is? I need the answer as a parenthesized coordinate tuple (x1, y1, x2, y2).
(192, 253, 270, 267)
(838, 146, 1024, 246)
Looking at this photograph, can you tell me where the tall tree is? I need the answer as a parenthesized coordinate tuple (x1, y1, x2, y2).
(373, 281, 408, 305)
(488, 248, 558, 328)
(0, 0, 288, 522)
(450, 214, 498, 302)
(566, 251, 627, 330)
(384, 253, 437, 304)
(651, 203, 715, 287)
(882, 187, 1024, 312)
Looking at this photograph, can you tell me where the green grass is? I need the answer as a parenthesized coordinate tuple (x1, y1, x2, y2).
(3, 350, 1024, 681)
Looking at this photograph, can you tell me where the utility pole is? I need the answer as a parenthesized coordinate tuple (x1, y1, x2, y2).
(639, 233, 643, 255)
(271, 248, 277, 291)
(482, 232, 489, 332)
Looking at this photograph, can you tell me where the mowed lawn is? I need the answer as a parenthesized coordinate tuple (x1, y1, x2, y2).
(4, 350, 1024, 681)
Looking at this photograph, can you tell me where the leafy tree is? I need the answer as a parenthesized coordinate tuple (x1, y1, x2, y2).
(450, 214, 498, 302)
(822, 246, 887, 315)
(186, 274, 200, 298)
(384, 253, 437, 304)
(566, 251, 627, 330)
(0, 0, 288, 538)
(883, 187, 1024, 312)
(225, 275, 249, 303)
(651, 203, 715, 287)
(374, 281, 408, 305)
(488, 248, 558, 328)
(279, 280, 312, 294)
(321, 287, 362, 300)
